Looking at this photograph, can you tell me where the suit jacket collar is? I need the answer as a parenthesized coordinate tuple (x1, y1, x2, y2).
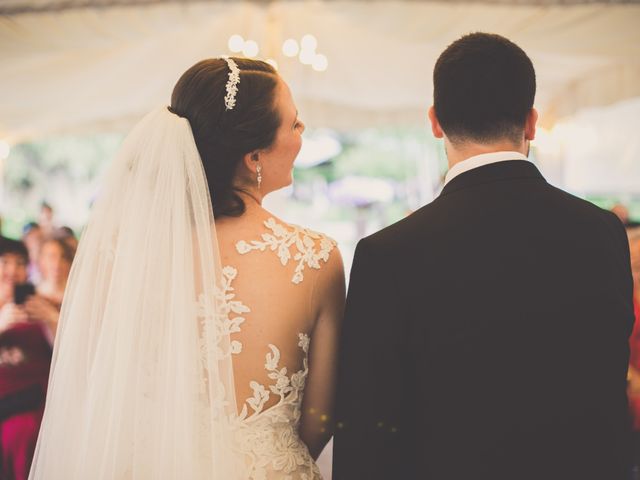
(439, 160, 546, 198)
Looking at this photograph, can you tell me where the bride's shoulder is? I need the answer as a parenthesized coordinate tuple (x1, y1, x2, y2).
(247, 210, 337, 247)
(235, 209, 342, 284)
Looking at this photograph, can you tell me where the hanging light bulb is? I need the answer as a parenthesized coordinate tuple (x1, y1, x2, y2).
(242, 40, 259, 58)
(299, 49, 315, 65)
(228, 34, 245, 53)
(300, 34, 318, 53)
(312, 54, 328, 72)
(282, 39, 299, 57)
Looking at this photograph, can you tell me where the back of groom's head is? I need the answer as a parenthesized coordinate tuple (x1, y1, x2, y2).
(433, 32, 536, 145)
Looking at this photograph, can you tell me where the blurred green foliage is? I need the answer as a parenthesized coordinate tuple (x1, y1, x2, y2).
(2, 128, 637, 243)
(1, 133, 123, 238)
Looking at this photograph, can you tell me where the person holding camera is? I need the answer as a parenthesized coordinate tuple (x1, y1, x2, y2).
(0, 236, 53, 480)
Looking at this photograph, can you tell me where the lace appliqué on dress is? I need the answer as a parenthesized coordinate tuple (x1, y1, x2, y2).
(236, 332, 310, 422)
(197, 266, 249, 359)
(214, 262, 322, 479)
(235, 218, 336, 284)
(195, 266, 249, 426)
(232, 332, 321, 480)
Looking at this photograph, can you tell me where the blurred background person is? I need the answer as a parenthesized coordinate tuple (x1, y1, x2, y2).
(23, 236, 75, 341)
(627, 227, 640, 476)
(612, 204, 640, 229)
(0, 234, 74, 480)
(55, 226, 78, 254)
(0, 238, 28, 318)
(37, 203, 55, 237)
(20, 223, 42, 285)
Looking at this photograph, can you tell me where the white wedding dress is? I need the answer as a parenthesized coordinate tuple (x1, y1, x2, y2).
(220, 217, 337, 479)
(28, 108, 339, 479)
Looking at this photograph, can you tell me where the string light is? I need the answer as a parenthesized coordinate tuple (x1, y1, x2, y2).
(227, 34, 244, 53)
(242, 40, 259, 58)
(299, 49, 315, 66)
(300, 34, 318, 53)
(282, 39, 299, 57)
(226, 34, 327, 72)
(312, 54, 328, 72)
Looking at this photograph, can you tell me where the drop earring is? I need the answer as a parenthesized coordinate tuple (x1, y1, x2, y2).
(256, 164, 262, 189)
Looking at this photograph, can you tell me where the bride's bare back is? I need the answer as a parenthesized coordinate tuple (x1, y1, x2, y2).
(216, 203, 344, 478)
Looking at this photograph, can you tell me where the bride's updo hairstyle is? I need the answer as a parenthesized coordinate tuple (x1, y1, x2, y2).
(170, 58, 280, 217)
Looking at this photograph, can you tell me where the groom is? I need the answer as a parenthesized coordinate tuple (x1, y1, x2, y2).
(333, 33, 634, 480)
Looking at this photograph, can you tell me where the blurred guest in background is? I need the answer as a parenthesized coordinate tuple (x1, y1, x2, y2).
(24, 236, 74, 340)
(55, 226, 78, 253)
(21, 223, 42, 285)
(38, 203, 55, 237)
(612, 203, 640, 228)
(0, 237, 57, 480)
(627, 228, 640, 474)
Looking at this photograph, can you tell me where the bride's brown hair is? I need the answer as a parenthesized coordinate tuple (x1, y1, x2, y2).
(170, 58, 280, 218)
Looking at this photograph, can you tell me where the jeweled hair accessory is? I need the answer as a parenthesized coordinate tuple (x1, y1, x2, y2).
(223, 57, 240, 111)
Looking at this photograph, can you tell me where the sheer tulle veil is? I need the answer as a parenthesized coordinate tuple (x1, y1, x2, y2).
(29, 107, 244, 479)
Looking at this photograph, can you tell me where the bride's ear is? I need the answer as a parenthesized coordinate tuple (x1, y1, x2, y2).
(428, 106, 444, 139)
(524, 108, 538, 141)
(242, 150, 261, 174)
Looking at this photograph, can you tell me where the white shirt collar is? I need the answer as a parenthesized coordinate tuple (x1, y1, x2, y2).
(443, 151, 529, 186)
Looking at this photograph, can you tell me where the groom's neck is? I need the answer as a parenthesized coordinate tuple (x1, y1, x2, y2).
(445, 138, 528, 169)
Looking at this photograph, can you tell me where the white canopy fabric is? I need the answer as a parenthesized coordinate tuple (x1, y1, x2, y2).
(1, 1, 640, 141)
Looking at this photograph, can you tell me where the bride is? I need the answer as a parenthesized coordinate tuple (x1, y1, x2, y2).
(29, 57, 345, 479)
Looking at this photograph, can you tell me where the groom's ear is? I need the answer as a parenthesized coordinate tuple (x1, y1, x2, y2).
(524, 108, 538, 141)
(428, 106, 444, 139)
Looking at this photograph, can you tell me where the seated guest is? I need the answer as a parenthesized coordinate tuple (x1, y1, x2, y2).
(0, 237, 53, 480)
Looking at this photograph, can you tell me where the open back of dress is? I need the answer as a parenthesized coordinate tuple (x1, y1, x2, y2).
(216, 214, 336, 480)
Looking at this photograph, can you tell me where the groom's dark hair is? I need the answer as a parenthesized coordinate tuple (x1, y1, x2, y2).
(433, 32, 536, 144)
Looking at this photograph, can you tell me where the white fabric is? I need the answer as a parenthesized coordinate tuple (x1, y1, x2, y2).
(29, 107, 244, 479)
(1, 1, 640, 140)
(444, 151, 529, 186)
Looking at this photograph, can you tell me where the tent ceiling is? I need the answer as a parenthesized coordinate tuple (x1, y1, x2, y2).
(1, 0, 640, 140)
(2, 0, 639, 15)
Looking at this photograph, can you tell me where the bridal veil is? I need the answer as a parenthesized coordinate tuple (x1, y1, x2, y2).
(29, 107, 243, 479)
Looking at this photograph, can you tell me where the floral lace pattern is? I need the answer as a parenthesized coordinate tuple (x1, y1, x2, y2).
(209, 218, 335, 479)
(230, 333, 321, 479)
(235, 218, 336, 284)
(236, 333, 310, 422)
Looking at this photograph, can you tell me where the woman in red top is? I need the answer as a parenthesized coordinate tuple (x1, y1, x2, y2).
(0, 238, 51, 480)
(0, 237, 60, 480)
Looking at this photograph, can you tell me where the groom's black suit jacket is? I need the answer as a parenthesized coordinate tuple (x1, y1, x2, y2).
(333, 160, 635, 480)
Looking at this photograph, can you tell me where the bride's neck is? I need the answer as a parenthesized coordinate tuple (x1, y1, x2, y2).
(216, 189, 271, 228)
(237, 188, 264, 208)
